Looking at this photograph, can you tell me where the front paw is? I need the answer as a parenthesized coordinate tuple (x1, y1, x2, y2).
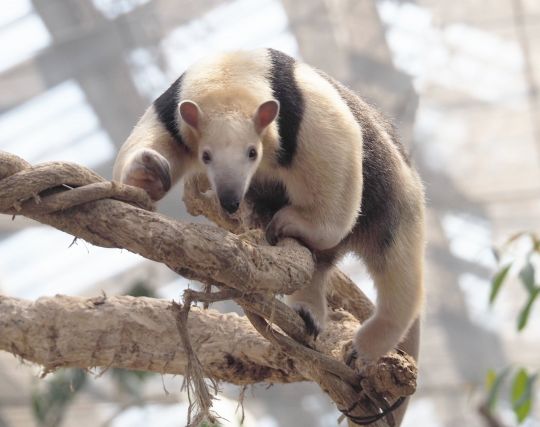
(122, 149, 171, 201)
(265, 207, 299, 246)
(354, 328, 393, 363)
(345, 347, 358, 368)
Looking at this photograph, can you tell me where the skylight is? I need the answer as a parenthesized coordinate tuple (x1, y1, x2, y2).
(441, 212, 494, 268)
(0, 0, 51, 72)
(458, 273, 499, 332)
(161, 0, 299, 77)
(127, 0, 300, 100)
(0, 0, 32, 27)
(126, 48, 169, 101)
(92, 0, 150, 20)
(377, 1, 526, 106)
(0, 80, 114, 168)
(0, 226, 143, 299)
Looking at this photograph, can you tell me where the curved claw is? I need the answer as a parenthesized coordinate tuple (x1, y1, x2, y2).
(265, 220, 280, 245)
(295, 306, 321, 339)
(337, 366, 405, 426)
(346, 348, 358, 368)
(338, 396, 405, 426)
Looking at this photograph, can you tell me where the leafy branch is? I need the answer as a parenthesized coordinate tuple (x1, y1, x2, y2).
(490, 232, 540, 331)
(482, 232, 540, 425)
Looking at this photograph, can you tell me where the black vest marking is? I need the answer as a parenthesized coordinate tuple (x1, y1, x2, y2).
(267, 49, 304, 167)
(153, 74, 186, 147)
(315, 69, 402, 255)
(245, 178, 289, 226)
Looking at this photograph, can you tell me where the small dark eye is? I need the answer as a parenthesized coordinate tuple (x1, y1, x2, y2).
(202, 151, 212, 164)
(248, 147, 257, 161)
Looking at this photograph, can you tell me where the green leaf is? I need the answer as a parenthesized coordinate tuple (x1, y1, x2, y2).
(485, 369, 497, 391)
(486, 368, 510, 411)
(490, 264, 512, 305)
(515, 399, 532, 424)
(519, 261, 536, 293)
(533, 237, 540, 252)
(511, 369, 537, 423)
(111, 368, 154, 398)
(31, 393, 47, 424)
(31, 369, 87, 427)
(126, 280, 156, 298)
(511, 369, 528, 404)
(517, 289, 540, 331)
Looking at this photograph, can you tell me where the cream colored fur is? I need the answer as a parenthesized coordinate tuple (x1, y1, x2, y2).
(355, 163, 425, 359)
(113, 107, 198, 197)
(113, 49, 425, 362)
(270, 62, 363, 250)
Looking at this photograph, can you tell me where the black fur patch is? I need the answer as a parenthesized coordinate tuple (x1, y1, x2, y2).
(153, 74, 186, 147)
(267, 49, 304, 167)
(315, 69, 402, 258)
(296, 306, 321, 339)
(245, 179, 289, 227)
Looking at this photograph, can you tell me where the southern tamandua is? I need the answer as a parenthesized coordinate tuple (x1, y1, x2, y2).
(113, 48, 425, 362)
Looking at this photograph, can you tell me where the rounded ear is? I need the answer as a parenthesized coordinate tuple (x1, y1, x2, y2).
(254, 100, 280, 133)
(178, 100, 202, 130)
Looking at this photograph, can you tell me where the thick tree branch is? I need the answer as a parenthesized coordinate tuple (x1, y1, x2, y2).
(0, 294, 303, 384)
(0, 151, 418, 426)
(0, 152, 313, 296)
(0, 294, 416, 416)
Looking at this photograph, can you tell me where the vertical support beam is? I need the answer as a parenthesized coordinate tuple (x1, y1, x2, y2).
(30, 0, 148, 177)
(280, 0, 418, 149)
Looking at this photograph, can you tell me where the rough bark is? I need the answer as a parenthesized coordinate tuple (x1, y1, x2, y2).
(0, 151, 417, 426)
(0, 294, 305, 384)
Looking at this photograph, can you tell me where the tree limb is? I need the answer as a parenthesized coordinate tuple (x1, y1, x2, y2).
(0, 151, 418, 426)
(0, 294, 303, 384)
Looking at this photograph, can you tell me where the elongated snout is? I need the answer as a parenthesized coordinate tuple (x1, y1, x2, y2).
(218, 189, 241, 214)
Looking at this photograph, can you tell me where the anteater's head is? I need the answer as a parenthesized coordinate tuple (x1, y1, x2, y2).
(179, 99, 279, 214)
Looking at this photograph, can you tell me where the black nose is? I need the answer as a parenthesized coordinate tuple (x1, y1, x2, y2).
(219, 193, 240, 214)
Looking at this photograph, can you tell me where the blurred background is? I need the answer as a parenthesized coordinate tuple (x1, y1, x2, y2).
(1, 0, 539, 426)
